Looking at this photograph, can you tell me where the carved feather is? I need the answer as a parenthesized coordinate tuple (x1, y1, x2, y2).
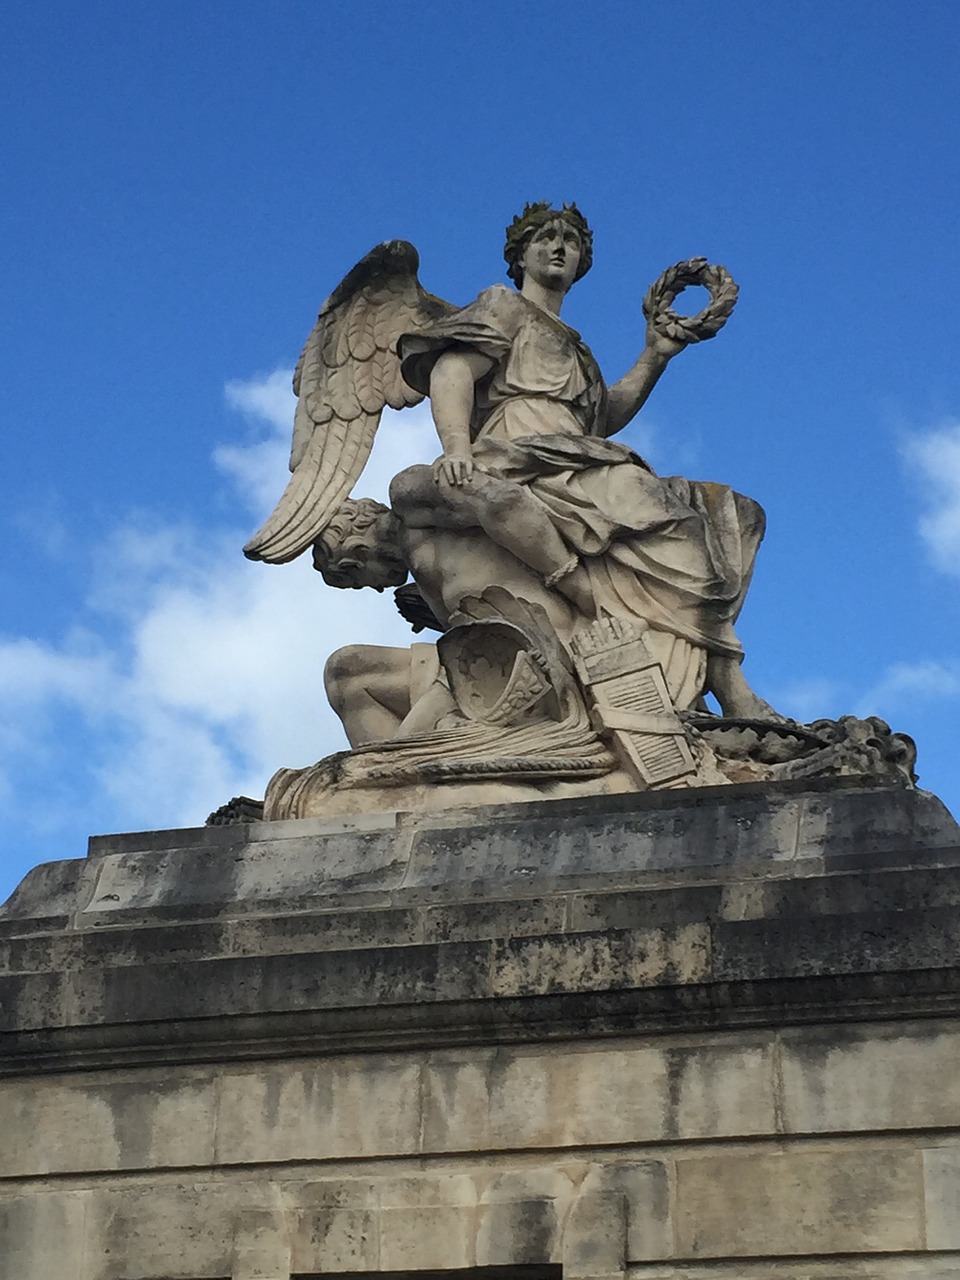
(244, 241, 456, 564)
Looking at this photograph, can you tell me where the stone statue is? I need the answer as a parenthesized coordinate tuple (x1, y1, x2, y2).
(239, 203, 915, 822)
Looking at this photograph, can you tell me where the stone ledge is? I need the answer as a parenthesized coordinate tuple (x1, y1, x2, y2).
(5, 964, 960, 1077)
(0, 781, 957, 1075)
(6, 864, 960, 976)
(2, 779, 956, 933)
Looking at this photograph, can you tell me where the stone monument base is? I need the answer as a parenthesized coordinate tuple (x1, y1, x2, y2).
(2, 777, 960, 1276)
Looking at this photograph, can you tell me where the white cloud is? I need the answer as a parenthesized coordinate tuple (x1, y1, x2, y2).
(854, 659, 960, 719)
(902, 420, 960, 575)
(218, 369, 296, 512)
(0, 373, 441, 845)
(225, 367, 295, 433)
(359, 403, 439, 503)
(620, 418, 660, 469)
(218, 368, 438, 517)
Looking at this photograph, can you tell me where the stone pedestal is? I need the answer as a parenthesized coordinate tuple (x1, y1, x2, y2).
(2, 777, 960, 1278)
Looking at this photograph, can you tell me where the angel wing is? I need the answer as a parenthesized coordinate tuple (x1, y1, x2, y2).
(243, 240, 455, 564)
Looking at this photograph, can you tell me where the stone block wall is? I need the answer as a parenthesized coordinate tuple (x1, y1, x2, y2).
(2, 779, 960, 1278)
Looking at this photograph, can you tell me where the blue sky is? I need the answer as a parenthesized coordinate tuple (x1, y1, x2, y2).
(2, 0, 959, 903)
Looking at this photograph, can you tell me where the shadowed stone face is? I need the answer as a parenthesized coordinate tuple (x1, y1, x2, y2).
(312, 503, 408, 591)
(331, 534, 408, 591)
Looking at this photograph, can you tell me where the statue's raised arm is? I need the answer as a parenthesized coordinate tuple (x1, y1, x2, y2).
(605, 257, 740, 436)
(396, 203, 740, 466)
(243, 240, 454, 564)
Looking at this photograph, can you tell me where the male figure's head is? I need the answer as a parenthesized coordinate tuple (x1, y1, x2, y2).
(311, 498, 408, 591)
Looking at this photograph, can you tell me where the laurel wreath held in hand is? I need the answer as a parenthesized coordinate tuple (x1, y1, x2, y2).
(642, 257, 739, 344)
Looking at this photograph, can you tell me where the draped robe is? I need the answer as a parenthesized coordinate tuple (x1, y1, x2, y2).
(399, 284, 764, 709)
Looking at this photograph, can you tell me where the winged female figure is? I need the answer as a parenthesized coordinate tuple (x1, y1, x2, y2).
(246, 202, 777, 757)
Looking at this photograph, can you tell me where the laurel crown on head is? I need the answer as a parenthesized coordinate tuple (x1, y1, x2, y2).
(504, 201, 594, 288)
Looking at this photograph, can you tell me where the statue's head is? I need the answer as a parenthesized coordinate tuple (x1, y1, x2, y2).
(311, 498, 409, 591)
(504, 201, 594, 289)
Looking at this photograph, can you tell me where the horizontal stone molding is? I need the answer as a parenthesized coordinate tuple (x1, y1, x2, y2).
(4, 1022, 960, 1179)
(4, 779, 957, 933)
(2, 1147, 960, 1278)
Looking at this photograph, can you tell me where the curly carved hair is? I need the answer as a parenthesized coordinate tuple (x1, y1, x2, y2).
(311, 498, 402, 589)
(503, 201, 594, 288)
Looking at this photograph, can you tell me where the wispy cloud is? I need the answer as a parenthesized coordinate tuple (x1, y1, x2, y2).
(0, 374, 439, 848)
(217, 369, 296, 512)
(224, 367, 295, 433)
(854, 659, 960, 719)
(902, 420, 960, 575)
(219, 368, 437, 513)
(773, 676, 843, 723)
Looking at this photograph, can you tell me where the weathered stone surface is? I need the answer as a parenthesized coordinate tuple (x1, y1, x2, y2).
(569, 883, 722, 933)
(801, 783, 956, 868)
(675, 1147, 924, 1255)
(581, 1161, 672, 1262)
(490, 923, 710, 996)
(1, 782, 959, 1277)
(477, 1197, 561, 1265)
(380, 1204, 477, 1270)
(6, 779, 956, 931)
(714, 903, 960, 982)
(564, 1190, 627, 1278)
(214, 1055, 423, 1165)
(721, 862, 960, 922)
(420, 1036, 777, 1154)
(422, 895, 568, 943)
(781, 1023, 960, 1135)
(232, 1206, 291, 1280)
(923, 1143, 960, 1250)
(7, 1023, 960, 1184)
(79, 1183, 240, 1280)
(0, 1069, 216, 1176)
(0, 1192, 87, 1280)
(291, 1204, 380, 1273)
(0, 784, 958, 1083)
(0, 1144, 955, 1277)
(0, 969, 63, 1033)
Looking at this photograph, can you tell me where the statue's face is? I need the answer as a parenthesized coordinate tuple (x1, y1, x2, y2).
(351, 542, 408, 590)
(333, 521, 408, 591)
(520, 218, 582, 293)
